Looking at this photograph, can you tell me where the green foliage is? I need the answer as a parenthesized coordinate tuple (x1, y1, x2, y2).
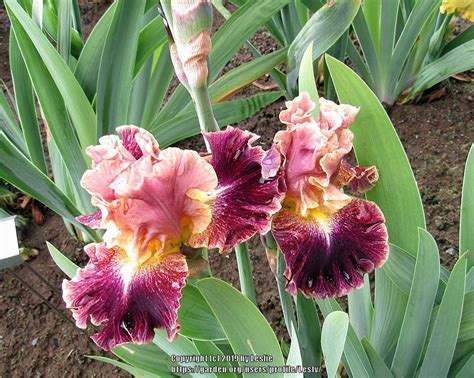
(321, 311, 349, 378)
(349, 0, 474, 105)
(197, 278, 285, 373)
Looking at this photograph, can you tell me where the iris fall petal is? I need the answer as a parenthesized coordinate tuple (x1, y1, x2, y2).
(189, 127, 284, 251)
(272, 199, 388, 298)
(63, 243, 187, 350)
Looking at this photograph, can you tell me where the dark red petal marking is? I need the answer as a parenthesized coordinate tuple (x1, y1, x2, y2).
(272, 199, 388, 298)
(76, 210, 102, 229)
(117, 127, 144, 160)
(63, 243, 187, 350)
(190, 127, 284, 250)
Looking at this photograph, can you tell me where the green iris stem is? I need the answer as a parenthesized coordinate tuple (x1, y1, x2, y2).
(201, 247, 213, 277)
(271, 233, 297, 337)
(235, 242, 257, 305)
(192, 84, 219, 134)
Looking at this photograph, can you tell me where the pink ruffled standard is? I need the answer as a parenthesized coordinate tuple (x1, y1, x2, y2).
(272, 93, 389, 298)
(66, 125, 285, 350)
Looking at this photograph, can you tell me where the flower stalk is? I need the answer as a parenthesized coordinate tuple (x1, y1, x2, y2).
(193, 84, 219, 132)
(235, 242, 257, 305)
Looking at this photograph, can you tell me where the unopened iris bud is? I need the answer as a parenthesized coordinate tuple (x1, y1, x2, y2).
(161, 0, 213, 91)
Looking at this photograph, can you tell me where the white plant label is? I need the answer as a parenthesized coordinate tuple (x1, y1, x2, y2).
(0, 216, 22, 270)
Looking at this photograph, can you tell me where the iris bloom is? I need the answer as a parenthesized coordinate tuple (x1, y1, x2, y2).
(271, 93, 389, 299)
(64, 126, 284, 350)
(440, 0, 474, 21)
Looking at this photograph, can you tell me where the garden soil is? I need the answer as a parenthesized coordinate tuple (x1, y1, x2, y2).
(1, 2, 473, 376)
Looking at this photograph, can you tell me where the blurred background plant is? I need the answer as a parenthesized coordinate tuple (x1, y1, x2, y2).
(219, 0, 474, 105)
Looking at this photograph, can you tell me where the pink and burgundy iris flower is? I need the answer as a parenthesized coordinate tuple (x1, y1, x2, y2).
(64, 126, 283, 350)
(271, 92, 389, 299)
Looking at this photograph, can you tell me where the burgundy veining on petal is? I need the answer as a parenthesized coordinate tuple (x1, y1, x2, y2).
(117, 126, 144, 159)
(76, 210, 102, 229)
(117, 125, 159, 161)
(189, 127, 284, 251)
(63, 243, 187, 350)
(272, 199, 388, 298)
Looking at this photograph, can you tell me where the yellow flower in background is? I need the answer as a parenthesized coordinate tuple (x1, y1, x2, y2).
(440, 0, 474, 21)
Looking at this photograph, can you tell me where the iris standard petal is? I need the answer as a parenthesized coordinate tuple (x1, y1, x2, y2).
(62, 243, 188, 351)
(272, 199, 388, 298)
(101, 147, 217, 263)
(189, 127, 285, 251)
(279, 92, 315, 128)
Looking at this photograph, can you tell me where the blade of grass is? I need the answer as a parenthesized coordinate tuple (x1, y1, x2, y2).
(295, 293, 321, 376)
(362, 0, 381, 52)
(112, 343, 175, 377)
(74, 2, 116, 100)
(134, 15, 166, 76)
(0, 88, 28, 158)
(197, 278, 285, 373)
(380, 0, 400, 68)
(9, 34, 46, 171)
(88, 356, 158, 378)
(361, 338, 394, 377)
(96, 0, 145, 137)
(317, 298, 374, 377)
(386, 0, 439, 100)
(407, 41, 474, 102)
(57, 0, 72, 63)
(348, 275, 373, 339)
(442, 24, 474, 55)
(287, 0, 361, 95)
(298, 42, 319, 117)
(418, 253, 467, 377)
(6, 0, 96, 149)
(391, 229, 440, 376)
(8, 9, 92, 212)
(153, 330, 216, 377)
(141, 46, 174, 129)
(209, 47, 288, 103)
(321, 311, 349, 378)
(460, 145, 474, 271)
(351, 8, 382, 93)
(193, 340, 236, 376)
(384, 243, 448, 304)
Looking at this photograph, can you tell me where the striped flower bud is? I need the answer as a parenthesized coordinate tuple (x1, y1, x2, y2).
(160, 0, 213, 91)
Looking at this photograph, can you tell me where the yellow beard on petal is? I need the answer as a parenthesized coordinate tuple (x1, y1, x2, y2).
(108, 224, 182, 267)
(282, 196, 335, 234)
